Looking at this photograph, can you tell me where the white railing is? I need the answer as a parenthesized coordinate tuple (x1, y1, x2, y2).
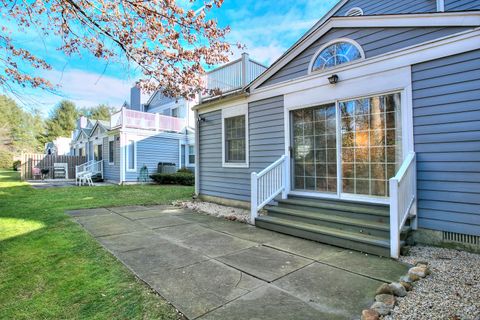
(389, 152, 417, 258)
(250, 155, 288, 225)
(75, 159, 103, 185)
(75, 160, 94, 179)
(110, 108, 185, 132)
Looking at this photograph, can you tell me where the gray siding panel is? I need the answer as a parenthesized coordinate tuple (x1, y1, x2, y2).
(412, 49, 480, 236)
(199, 96, 285, 202)
(103, 135, 120, 182)
(261, 27, 468, 87)
(125, 134, 179, 182)
(335, 0, 479, 16)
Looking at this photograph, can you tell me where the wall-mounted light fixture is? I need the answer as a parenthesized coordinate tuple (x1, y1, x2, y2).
(197, 115, 206, 123)
(328, 74, 339, 85)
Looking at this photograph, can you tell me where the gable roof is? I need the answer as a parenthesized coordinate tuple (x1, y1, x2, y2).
(89, 120, 111, 138)
(248, 11, 480, 91)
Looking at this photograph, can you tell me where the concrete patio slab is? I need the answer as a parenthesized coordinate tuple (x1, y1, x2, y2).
(115, 242, 209, 278)
(263, 235, 346, 260)
(119, 207, 194, 220)
(217, 245, 313, 282)
(75, 214, 146, 237)
(317, 250, 410, 283)
(146, 259, 265, 319)
(65, 207, 112, 217)
(108, 205, 154, 213)
(153, 223, 213, 242)
(273, 262, 383, 319)
(172, 212, 220, 223)
(96, 230, 169, 253)
(198, 285, 337, 320)
(137, 215, 193, 229)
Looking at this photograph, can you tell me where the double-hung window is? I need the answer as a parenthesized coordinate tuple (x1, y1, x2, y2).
(222, 104, 248, 167)
(188, 145, 195, 164)
(127, 139, 136, 171)
(108, 138, 114, 164)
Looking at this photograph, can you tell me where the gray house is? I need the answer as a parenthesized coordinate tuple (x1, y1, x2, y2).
(194, 0, 480, 258)
(71, 87, 195, 184)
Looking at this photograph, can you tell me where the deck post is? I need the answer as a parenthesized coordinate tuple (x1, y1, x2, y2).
(389, 178, 400, 259)
(250, 172, 258, 225)
(281, 155, 288, 199)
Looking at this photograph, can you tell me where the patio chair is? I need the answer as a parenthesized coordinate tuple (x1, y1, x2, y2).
(32, 167, 42, 180)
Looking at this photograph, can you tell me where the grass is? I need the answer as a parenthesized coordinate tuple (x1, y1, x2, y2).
(0, 170, 194, 319)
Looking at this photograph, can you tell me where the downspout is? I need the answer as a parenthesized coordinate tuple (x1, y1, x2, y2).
(194, 109, 200, 196)
(436, 0, 445, 12)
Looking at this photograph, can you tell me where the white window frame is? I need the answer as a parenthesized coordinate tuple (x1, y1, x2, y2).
(108, 136, 115, 165)
(222, 104, 249, 168)
(126, 138, 137, 172)
(308, 38, 365, 75)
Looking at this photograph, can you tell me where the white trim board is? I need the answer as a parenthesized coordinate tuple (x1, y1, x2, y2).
(221, 103, 249, 168)
(249, 12, 480, 91)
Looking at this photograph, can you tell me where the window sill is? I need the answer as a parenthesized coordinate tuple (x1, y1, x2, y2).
(222, 162, 249, 169)
(109, 162, 114, 166)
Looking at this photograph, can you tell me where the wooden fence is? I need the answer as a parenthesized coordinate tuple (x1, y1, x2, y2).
(20, 153, 87, 180)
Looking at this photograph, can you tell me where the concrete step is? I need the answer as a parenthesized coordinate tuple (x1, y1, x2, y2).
(255, 215, 398, 257)
(277, 197, 390, 223)
(266, 206, 411, 239)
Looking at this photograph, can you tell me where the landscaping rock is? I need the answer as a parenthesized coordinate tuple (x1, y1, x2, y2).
(376, 283, 394, 295)
(400, 281, 413, 291)
(371, 301, 392, 316)
(389, 282, 407, 297)
(400, 275, 413, 283)
(375, 294, 396, 308)
(409, 266, 428, 279)
(361, 309, 380, 320)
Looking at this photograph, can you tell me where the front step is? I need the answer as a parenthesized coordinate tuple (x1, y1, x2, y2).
(256, 196, 410, 257)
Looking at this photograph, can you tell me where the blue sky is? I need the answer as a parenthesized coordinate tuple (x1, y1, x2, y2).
(6, 0, 338, 116)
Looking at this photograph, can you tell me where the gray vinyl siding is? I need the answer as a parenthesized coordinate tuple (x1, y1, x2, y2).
(103, 136, 120, 182)
(124, 134, 179, 182)
(335, 0, 479, 16)
(199, 96, 285, 202)
(261, 27, 469, 87)
(412, 49, 480, 236)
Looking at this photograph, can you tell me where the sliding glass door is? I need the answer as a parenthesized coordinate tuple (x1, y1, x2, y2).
(291, 92, 402, 199)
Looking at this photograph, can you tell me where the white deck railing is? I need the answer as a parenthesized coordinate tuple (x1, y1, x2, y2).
(250, 155, 288, 224)
(110, 108, 184, 132)
(389, 152, 417, 258)
(75, 160, 94, 180)
(75, 159, 103, 185)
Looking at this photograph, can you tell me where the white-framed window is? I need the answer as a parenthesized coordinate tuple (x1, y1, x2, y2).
(188, 145, 195, 165)
(309, 38, 364, 73)
(94, 143, 103, 161)
(171, 107, 178, 118)
(108, 136, 115, 165)
(126, 139, 136, 172)
(222, 104, 249, 168)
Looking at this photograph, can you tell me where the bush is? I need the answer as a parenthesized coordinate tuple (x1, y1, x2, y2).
(12, 160, 21, 171)
(150, 172, 194, 186)
(0, 151, 13, 169)
(177, 167, 193, 174)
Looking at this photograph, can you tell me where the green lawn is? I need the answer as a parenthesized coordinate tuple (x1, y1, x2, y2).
(0, 170, 194, 319)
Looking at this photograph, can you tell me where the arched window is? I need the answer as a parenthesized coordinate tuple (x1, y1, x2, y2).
(310, 40, 364, 72)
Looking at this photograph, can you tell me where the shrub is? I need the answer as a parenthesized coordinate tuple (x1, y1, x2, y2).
(177, 167, 193, 174)
(150, 172, 194, 186)
(12, 160, 21, 171)
(0, 151, 13, 169)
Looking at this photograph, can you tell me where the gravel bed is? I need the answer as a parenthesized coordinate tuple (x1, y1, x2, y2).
(384, 246, 480, 320)
(174, 200, 250, 223)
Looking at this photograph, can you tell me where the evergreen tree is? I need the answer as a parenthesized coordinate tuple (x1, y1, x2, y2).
(44, 100, 78, 140)
(79, 104, 116, 121)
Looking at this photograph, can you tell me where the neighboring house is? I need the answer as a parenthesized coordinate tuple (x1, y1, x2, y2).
(194, 2, 480, 258)
(45, 137, 72, 156)
(71, 86, 196, 183)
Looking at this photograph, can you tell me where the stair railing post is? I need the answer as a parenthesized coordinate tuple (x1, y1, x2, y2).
(251, 172, 258, 225)
(281, 155, 288, 199)
(389, 178, 400, 259)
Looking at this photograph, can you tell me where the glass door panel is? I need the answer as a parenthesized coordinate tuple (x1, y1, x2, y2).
(292, 104, 337, 193)
(339, 93, 402, 197)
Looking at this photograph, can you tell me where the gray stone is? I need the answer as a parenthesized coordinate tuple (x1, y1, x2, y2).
(361, 309, 380, 320)
(409, 266, 428, 279)
(198, 285, 342, 320)
(400, 281, 413, 291)
(370, 301, 392, 316)
(375, 294, 396, 308)
(137, 215, 192, 229)
(65, 208, 112, 217)
(217, 246, 312, 282)
(274, 262, 383, 320)
(400, 275, 413, 283)
(146, 260, 264, 319)
(376, 283, 394, 295)
(389, 282, 407, 297)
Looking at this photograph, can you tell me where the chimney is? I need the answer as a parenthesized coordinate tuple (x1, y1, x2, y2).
(241, 52, 249, 87)
(130, 83, 141, 111)
(78, 116, 88, 128)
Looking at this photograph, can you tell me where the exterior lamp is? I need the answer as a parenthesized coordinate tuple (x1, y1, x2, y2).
(328, 74, 339, 84)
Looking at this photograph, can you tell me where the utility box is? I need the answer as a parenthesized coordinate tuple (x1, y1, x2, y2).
(157, 162, 177, 174)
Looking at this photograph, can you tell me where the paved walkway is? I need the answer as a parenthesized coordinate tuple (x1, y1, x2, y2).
(67, 205, 409, 320)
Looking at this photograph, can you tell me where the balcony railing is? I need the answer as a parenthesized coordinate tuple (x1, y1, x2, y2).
(200, 53, 267, 101)
(110, 108, 185, 133)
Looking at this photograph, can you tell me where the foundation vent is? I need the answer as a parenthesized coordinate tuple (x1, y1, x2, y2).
(443, 231, 480, 245)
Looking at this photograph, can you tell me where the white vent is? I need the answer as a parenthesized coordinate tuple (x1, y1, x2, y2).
(345, 7, 364, 16)
(443, 231, 480, 245)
